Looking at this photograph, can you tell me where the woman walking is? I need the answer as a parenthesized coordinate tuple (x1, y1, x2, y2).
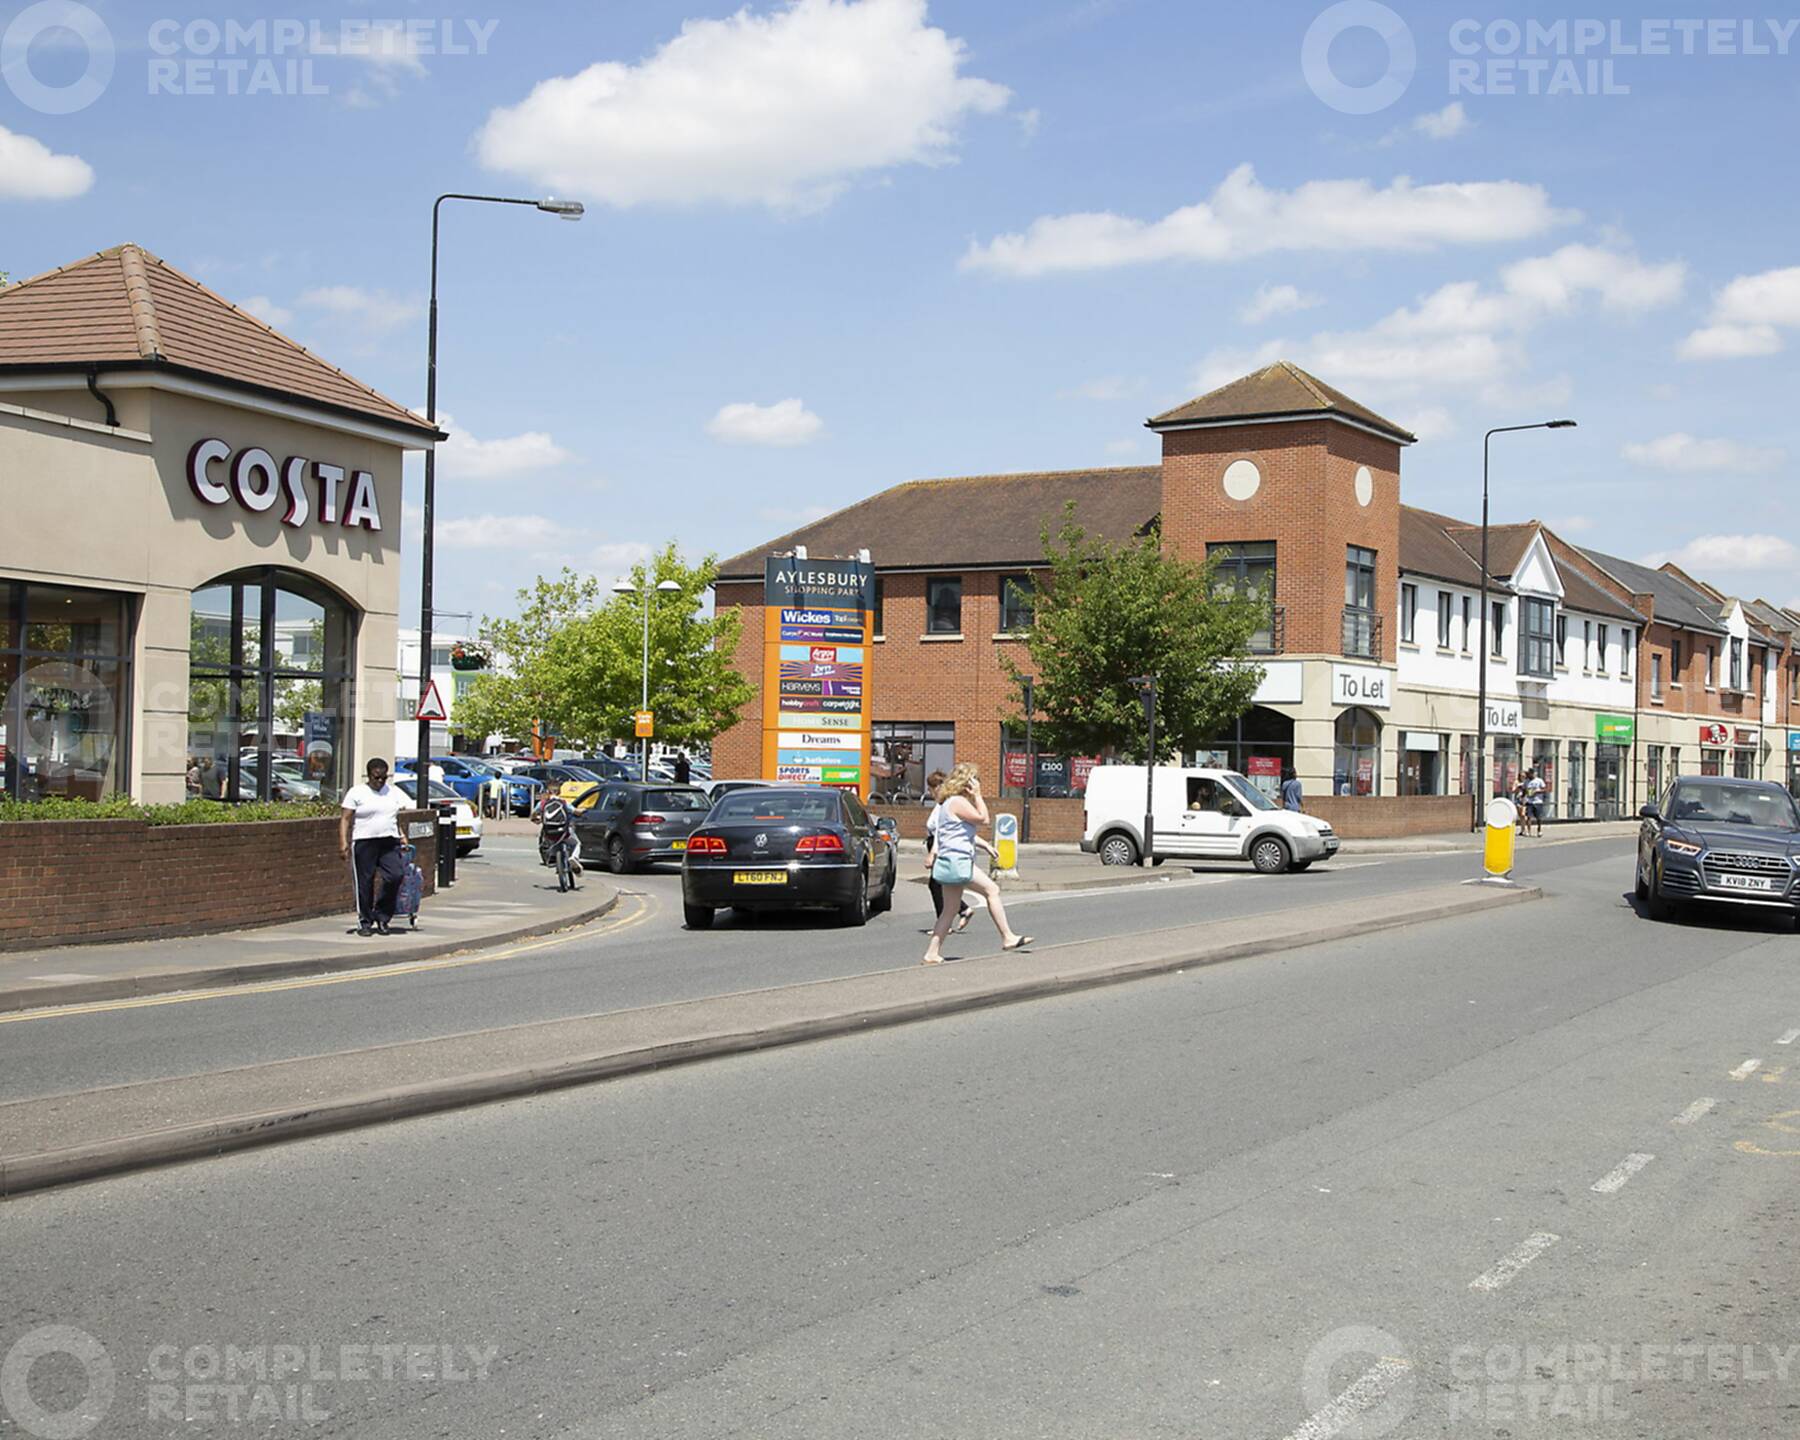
(339, 757, 408, 937)
(923, 764, 1032, 964)
(923, 769, 975, 934)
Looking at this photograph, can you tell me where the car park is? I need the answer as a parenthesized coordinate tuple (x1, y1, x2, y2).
(1636, 776, 1800, 926)
(680, 785, 898, 929)
(700, 778, 775, 803)
(1082, 765, 1337, 873)
(515, 762, 611, 809)
(394, 775, 483, 856)
(573, 782, 714, 873)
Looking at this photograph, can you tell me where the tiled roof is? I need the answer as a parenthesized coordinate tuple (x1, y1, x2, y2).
(1148, 361, 1416, 443)
(1399, 506, 1485, 586)
(1443, 522, 1538, 581)
(1400, 509, 1644, 623)
(716, 466, 1161, 579)
(1746, 599, 1798, 644)
(0, 244, 436, 438)
(1578, 547, 1728, 635)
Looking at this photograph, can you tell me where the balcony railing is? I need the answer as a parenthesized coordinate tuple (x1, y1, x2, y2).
(1342, 608, 1382, 661)
(1249, 604, 1287, 656)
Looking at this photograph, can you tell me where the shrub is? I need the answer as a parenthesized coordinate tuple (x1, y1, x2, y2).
(0, 796, 338, 826)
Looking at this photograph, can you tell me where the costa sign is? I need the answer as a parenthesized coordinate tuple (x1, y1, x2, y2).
(186, 439, 382, 531)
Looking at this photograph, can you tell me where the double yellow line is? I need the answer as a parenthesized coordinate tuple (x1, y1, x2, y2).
(0, 893, 657, 1026)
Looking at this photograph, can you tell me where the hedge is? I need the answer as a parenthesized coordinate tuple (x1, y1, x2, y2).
(0, 796, 339, 826)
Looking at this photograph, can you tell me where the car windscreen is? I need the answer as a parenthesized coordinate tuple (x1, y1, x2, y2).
(646, 788, 711, 812)
(712, 792, 839, 824)
(1666, 782, 1800, 830)
(1223, 773, 1278, 811)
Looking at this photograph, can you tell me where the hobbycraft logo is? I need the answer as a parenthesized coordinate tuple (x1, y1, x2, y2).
(1, 2, 116, 115)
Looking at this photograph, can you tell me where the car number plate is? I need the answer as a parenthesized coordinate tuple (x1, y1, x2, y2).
(670, 839, 687, 850)
(1716, 873, 1776, 892)
(735, 870, 788, 885)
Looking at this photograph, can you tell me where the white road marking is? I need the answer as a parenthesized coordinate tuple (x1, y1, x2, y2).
(1671, 1098, 1717, 1126)
(1777, 1029, 1800, 1046)
(1591, 1153, 1655, 1194)
(1469, 1232, 1560, 1292)
(1281, 1358, 1411, 1440)
(1730, 1059, 1763, 1080)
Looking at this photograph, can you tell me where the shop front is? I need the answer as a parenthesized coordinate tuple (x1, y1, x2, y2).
(0, 244, 439, 804)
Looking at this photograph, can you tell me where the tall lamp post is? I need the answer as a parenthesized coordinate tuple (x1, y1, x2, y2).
(416, 191, 583, 773)
(1474, 419, 1576, 828)
(614, 577, 682, 776)
(1020, 676, 1035, 846)
(1129, 672, 1157, 866)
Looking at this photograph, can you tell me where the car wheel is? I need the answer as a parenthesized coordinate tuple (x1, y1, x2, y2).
(1634, 862, 1649, 903)
(607, 835, 634, 875)
(1098, 833, 1138, 867)
(1645, 862, 1674, 922)
(683, 902, 714, 930)
(839, 868, 870, 928)
(1250, 835, 1291, 875)
(871, 858, 895, 915)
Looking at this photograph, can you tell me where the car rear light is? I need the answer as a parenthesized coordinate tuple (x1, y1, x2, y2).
(795, 833, 846, 855)
(633, 814, 667, 826)
(688, 834, 726, 854)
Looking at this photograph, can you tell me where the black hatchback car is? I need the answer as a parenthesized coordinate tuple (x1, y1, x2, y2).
(680, 786, 898, 930)
(1636, 777, 1800, 925)
(573, 783, 713, 873)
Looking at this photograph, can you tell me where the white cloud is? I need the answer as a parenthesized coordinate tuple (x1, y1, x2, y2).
(437, 514, 565, 550)
(1681, 266, 1800, 359)
(1412, 101, 1471, 140)
(475, 0, 1010, 211)
(436, 412, 573, 479)
(1622, 433, 1785, 475)
(707, 398, 824, 447)
(1240, 284, 1321, 325)
(239, 295, 294, 328)
(960, 164, 1570, 276)
(1500, 244, 1686, 315)
(1646, 534, 1800, 574)
(0, 125, 94, 200)
(298, 285, 422, 333)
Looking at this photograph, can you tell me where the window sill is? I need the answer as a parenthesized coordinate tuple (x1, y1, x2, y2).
(991, 631, 1029, 642)
(1398, 642, 1420, 652)
(920, 633, 965, 643)
(872, 634, 885, 643)
(1436, 647, 1457, 657)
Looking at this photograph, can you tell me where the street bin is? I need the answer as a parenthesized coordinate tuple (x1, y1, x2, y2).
(437, 811, 457, 888)
(1483, 797, 1517, 879)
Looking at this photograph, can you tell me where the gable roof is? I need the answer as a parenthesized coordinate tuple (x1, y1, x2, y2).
(1443, 522, 1539, 581)
(1399, 508, 1643, 622)
(0, 244, 437, 439)
(1578, 547, 1728, 635)
(1148, 361, 1416, 444)
(1399, 505, 1485, 586)
(716, 466, 1161, 580)
(1743, 599, 1795, 648)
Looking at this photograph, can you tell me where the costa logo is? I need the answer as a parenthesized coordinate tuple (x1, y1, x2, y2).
(186, 438, 382, 531)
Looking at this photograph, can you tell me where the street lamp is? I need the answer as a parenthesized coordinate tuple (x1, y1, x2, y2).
(1128, 672, 1157, 866)
(1474, 419, 1576, 828)
(415, 192, 584, 773)
(1020, 675, 1035, 846)
(613, 576, 683, 776)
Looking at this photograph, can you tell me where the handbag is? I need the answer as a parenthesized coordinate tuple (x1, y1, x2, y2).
(931, 852, 974, 886)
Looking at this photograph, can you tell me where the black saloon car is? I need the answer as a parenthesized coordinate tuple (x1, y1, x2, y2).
(1636, 777, 1800, 925)
(574, 783, 713, 873)
(680, 786, 898, 929)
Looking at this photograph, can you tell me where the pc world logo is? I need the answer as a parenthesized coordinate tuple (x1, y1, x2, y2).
(1, 1, 115, 115)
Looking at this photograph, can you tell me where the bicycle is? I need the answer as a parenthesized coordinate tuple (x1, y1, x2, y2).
(549, 827, 581, 892)
(536, 794, 582, 893)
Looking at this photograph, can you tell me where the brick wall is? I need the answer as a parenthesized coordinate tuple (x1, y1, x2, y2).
(1305, 794, 1471, 838)
(870, 796, 1084, 844)
(0, 809, 438, 950)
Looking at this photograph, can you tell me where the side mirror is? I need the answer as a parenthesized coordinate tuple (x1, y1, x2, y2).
(875, 817, 899, 843)
(1638, 802, 1659, 820)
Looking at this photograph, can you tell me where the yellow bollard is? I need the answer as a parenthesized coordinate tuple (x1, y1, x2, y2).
(1483, 797, 1518, 879)
(995, 812, 1019, 873)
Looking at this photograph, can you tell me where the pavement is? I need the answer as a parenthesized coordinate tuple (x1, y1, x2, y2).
(0, 844, 618, 1012)
(6, 837, 1796, 1439)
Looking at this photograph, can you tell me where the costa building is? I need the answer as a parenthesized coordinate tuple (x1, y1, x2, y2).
(0, 244, 439, 804)
(712, 362, 1800, 821)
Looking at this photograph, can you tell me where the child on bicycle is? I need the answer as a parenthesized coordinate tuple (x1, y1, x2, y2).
(536, 790, 579, 874)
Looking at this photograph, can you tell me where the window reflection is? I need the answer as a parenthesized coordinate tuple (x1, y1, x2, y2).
(2, 584, 134, 799)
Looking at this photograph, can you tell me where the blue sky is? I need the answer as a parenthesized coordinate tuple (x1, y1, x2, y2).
(4, 0, 1798, 626)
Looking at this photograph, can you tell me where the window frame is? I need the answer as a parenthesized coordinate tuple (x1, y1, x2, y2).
(925, 576, 963, 636)
(1520, 598, 1556, 678)
(1490, 599, 1506, 659)
(1597, 623, 1610, 675)
(1436, 591, 1453, 649)
(1399, 581, 1418, 645)
(997, 572, 1037, 635)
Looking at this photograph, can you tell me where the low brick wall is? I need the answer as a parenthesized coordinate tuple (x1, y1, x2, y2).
(1305, 794, 1472, 838)
(870, 797, 1087, 844)
(0, 810, 438, 950)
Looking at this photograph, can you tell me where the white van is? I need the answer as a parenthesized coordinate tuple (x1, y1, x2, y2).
(1081, 766, 1338, 873)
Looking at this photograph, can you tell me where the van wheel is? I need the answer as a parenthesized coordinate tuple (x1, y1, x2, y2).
(1250, 836, 1291, 874)
(1099, 833, 1138, 867)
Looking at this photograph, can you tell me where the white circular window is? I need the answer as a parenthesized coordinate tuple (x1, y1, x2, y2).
(1222, 459, 1262, 501)
(1354, 465, 1375, 507)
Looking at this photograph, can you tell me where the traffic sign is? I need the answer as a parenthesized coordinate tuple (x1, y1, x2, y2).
(634, 709, 655, 738)
(415, 679, 449, 722)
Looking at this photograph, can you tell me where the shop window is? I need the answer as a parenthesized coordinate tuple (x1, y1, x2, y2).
(1647, 744, 1664, 799)
(1000, 725, 1095, 799)
(998, 573, 1036, 634)
(1531, 739, 1559, 820)
(1733, 748, 1754, 779)
(870, 721, 954, 804)
(1401, 732, 1448, 796)
(1333, 706, 1381, 797)
(1436, 592, 1453, 649)
(1566, 741, 1587, 818)
(1701, 748, 1724, 777)
(1399, 583, 1417, 645)
(1, 583, 134, 801)
(188, 568, 357, 803)
(1520, 599, 1555, 678)
(1492, 737, 1521, 801)
(1209, 542, 1277, 653)
(1191, 707, 1295, 799)
(925, 578, 962, 636)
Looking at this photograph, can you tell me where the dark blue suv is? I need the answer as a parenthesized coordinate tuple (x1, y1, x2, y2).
(1637, 777, 1800, 926)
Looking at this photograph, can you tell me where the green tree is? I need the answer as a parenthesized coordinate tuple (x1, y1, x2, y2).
(1004, 506, 1267, 763)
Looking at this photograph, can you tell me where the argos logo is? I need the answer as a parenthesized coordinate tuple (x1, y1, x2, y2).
(186, 438, 382, 531)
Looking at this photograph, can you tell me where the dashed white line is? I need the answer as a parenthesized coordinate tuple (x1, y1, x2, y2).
(1777, 1029, 1800, 1047)
(1469, 1232, 1560, 1292)
(1671, 1098, 1717, 1126)
(1591, 1153, 1655, 1194)
(1281, 1358, 1411, 1440)
(1730, 1059, 1763, 1080)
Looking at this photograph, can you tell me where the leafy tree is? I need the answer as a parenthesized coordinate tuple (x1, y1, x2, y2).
(1004, 506, 1267, 763)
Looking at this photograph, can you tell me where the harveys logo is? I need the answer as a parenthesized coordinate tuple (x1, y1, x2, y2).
(187, 439, 382, 531)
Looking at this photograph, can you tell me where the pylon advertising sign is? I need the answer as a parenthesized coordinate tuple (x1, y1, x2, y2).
(762, 557, 874, 797)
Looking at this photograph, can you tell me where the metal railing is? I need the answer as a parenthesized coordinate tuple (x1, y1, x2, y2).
(1249, 604, 1287, 656)
(1341, 608, 1382, 661)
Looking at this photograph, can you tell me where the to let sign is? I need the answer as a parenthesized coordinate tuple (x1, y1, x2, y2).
(1331, 664, 1391, 709)
(1484, 700, 1524, 735)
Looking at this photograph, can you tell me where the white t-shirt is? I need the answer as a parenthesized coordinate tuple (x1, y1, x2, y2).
(341, 782, 406, 842)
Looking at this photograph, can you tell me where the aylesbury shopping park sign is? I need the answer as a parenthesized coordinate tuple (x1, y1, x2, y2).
(762, 557, 874, 797)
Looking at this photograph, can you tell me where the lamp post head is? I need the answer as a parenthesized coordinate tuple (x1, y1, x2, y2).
(655, 579, 682, 593)
(538, 198, 585, 220)
(610, 579, 636, 596)
(1547, 418, 1577, 429)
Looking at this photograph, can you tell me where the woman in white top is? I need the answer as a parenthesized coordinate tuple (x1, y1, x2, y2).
(339, 758, 408, 936)
(923, 764, 1031, 965)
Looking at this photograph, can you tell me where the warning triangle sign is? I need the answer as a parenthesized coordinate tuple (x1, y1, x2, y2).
(416, 679, 450, 722)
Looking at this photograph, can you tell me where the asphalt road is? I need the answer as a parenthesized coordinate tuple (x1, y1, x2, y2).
(5, 835, 1636, 1102)
(5, 839, 1798, 1438)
